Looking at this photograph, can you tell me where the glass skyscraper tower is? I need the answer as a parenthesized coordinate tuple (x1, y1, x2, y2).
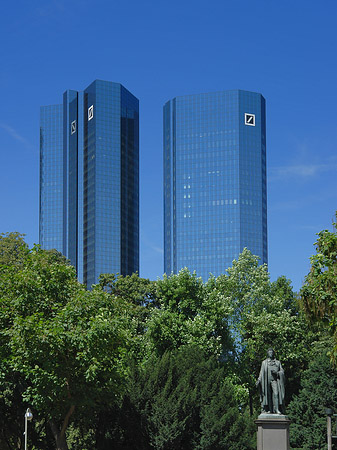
(40, 80, 139, 287)
(164, 90, 267, 280)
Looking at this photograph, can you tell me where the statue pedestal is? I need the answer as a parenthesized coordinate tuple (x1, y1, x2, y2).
(255, 414, 291, 450)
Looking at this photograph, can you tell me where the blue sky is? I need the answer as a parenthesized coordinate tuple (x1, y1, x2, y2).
(1, 0, 336, 291)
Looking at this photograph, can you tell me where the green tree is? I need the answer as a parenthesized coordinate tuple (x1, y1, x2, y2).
(215, 249, 271, 333)
(0, 245, 134, 450)
(0, 232, 44, 450)
(0, 232, 29, 267)
(287, 342, 337, 450)
(97, 272, 156, 306)
(300, 215, 337, 362)
(94, 273, 158, 367)
(128, 346, 255, 449)
(146, 269, 232, 358)
(215, 250, 315, 414)
(240, 277, 315, 407)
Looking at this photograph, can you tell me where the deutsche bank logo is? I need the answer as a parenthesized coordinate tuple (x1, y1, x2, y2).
(88, 105, 94, 121)
(245, 113, 255, 126)
(71, 120, 76, 134)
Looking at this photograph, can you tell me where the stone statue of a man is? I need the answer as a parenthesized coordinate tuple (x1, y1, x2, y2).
(256, 348, 285, 414)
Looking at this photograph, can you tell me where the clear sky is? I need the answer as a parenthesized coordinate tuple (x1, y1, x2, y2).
(1, 0, 336, 292)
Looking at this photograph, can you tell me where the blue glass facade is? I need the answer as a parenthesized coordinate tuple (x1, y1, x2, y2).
(63, 89, 79, 269)
(40, 80, 139, 287)
(164, 90, 267, 280)
(39, 105, 63, 252)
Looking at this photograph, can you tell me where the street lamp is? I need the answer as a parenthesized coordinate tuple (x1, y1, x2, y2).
(24, 408, 33, 450)
(326, 408, 333, 450)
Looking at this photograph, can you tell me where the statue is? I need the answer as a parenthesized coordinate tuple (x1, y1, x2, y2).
(256, 348, 285, 415)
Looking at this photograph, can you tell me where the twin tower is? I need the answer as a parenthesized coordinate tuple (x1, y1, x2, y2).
(40, 80, 267, 287)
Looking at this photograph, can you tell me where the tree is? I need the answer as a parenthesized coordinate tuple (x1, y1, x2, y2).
(146, 269, 232, 358)
(1, 236, 324, 448)
(300, 214, 337, 362)
(214, 250, 316, 414)
(95, 273, 158, 367)
(239, 289, 316, 408)
(0, 232, 29, 267)
(97, 272, 156, 306)
(0, 245, 134, 450)
(287, 342, 337, 450)
(128, 346, 255, 449)
(0, 233, 44, 450)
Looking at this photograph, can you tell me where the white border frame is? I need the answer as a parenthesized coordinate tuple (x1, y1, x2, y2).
(88, 105, 94, 121)
(71, 120, 76, 134)
(245, 113, 255, 126)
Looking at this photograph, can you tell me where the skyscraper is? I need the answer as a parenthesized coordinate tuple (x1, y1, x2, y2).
(40, 80, 139, 287)
(164, 90, 267, 280)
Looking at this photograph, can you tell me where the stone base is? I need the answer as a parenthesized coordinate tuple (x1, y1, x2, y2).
(255, 414, 291, 450)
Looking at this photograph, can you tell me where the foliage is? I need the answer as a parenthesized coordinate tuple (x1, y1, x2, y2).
(145, 269, 233, 359)
(128, 346, 255, 449)
(0, 231, 29, 267)
(95, 272, 158, 366)
(300, 215, 337, 362)
(214, 250, 316, 413)
(0, 234, 328, 448)
(287, 342, 337, 450)
(215, 248, 271, 331)
(38, 348, 256, 450)
(0, 233, 40, 449)
(239, 279, 315, 405)
(97, 272, 156, 306)
(0, 243, 134, 450)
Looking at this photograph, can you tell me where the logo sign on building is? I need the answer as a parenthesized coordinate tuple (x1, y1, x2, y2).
(88, 105, 94, 121)
(71, 120, 76, 134)
(245, 113, 255, 126)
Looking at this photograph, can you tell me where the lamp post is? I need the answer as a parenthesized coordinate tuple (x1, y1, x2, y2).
(326, 408, 333, 450)
(24, 408, 33, 450)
